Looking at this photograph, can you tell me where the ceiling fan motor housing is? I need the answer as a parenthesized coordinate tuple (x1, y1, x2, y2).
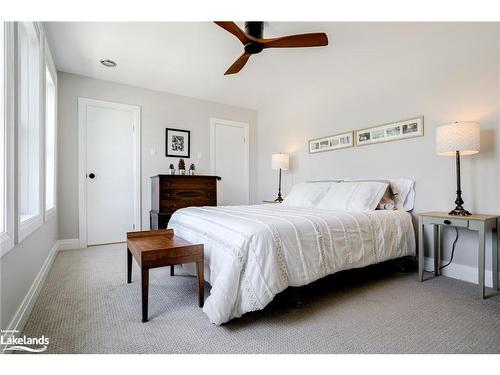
(244, 21, 264, 54)
(244, 22, 264, 38)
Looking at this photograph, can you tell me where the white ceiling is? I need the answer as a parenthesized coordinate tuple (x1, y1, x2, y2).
(45, 22, 340, 109)
(45, 22, 488, 111)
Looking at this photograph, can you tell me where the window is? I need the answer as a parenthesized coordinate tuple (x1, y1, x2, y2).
(1, 23, 5, 235)
(18, 22, 42, 241)
(45, 59, 56, 218)
(1, 22, 14, 255)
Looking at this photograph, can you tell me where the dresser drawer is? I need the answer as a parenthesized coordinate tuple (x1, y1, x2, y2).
(423, 216, 468, 228)
(160, 189, 215, 201)
(160, 199, 216, 213)
(160, 178, 216, 190)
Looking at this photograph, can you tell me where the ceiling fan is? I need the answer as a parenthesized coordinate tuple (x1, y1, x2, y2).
(214, 21, 328, 75)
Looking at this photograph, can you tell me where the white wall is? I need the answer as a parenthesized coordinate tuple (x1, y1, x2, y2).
(57, 72, 257, 239)
(0, 220, 58, 330)
(1, 23, 59, 332)
(255, 23, 500, 273)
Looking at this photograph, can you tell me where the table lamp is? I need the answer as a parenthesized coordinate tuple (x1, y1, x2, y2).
(436, 121, 480, 216)
(272, 153, 289, 202)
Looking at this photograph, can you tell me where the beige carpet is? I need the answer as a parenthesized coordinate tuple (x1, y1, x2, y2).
(20, 243, 500, 354)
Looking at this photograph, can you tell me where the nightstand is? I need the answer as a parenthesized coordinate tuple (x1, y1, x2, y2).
(418, 211, 499, 298)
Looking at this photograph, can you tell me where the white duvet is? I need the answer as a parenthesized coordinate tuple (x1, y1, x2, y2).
(168, 204, 415, 325)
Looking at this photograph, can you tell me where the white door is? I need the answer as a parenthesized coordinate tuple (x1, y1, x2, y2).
(210, 119, 249, 206)
(79, 99, 141, 246)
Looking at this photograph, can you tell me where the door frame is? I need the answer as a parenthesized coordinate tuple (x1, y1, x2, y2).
(78, 97, 142, 248)
(209, 118, 250, 205)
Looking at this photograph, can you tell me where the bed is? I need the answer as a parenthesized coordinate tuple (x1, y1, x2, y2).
(168, 179, 416, 325)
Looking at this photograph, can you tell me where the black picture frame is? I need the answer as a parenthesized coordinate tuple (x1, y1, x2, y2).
(165, 128, 190, 158)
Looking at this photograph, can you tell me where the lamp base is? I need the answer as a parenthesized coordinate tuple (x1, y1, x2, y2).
(448, 207, 471, 216)
(274, 196, 283, 203)
(449, 152, 471, 216)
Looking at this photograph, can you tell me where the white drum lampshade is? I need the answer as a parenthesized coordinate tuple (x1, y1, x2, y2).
(272, 153, 289, 171)
(436, 122, 480, 156)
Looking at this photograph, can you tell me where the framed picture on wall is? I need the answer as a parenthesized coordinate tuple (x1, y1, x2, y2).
(355, 116, 424, 146)
(165, 128, 190, 158)
(308, 131, 354, 154)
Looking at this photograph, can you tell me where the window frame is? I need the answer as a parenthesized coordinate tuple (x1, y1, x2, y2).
(1, 22, 15, 256)
(44, 37, 57, 221)
(17, 21, 44, 242)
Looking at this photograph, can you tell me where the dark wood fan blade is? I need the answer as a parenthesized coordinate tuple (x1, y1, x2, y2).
(214, 21, 250, 45)
(262, 33, 328, 48)
(224, 52, 252, 75)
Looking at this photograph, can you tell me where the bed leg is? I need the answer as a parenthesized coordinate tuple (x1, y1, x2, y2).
(397, 256, 416, 273)
(287, 287, 303, 309)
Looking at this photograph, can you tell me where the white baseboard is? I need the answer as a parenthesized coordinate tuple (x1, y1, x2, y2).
(1, 239, 83, 353)
(1, 240, 59, 353)
(57, 238, 80, 251)
(424, 257, 500, 288)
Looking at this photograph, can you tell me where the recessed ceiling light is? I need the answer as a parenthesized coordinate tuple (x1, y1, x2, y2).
(100, 59, 117, 68)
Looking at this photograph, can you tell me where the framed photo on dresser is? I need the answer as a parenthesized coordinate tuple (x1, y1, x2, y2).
(165, 128, 190, 158)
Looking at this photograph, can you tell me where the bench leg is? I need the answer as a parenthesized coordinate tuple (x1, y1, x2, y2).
(142, 268, 149, 322)
(170, 265, 174, 276)
(196, 260, 204, 307)
(127, 248, 132, 284)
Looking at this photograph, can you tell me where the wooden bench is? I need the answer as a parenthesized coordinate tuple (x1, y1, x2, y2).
(126, 229, 204, 322)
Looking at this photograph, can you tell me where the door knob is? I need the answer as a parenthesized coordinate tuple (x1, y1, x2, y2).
(88, 173, 96, 179)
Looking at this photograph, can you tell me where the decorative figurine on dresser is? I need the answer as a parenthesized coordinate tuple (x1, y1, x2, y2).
(150, 173, 221, 229)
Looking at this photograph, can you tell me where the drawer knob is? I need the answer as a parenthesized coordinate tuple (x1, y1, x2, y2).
(444, 220, 451, 225)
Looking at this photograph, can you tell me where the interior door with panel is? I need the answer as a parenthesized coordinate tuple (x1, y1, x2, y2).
(81, 99, 140, 246)
(210, 118, 249, 206)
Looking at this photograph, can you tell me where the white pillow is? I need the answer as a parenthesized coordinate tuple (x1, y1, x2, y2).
(344, 178, 415, 211)
(343, 179, 395, 210)
(389, 179, 415, 211)
(282, 182, 332, 207)
(315, 181, 388, 211)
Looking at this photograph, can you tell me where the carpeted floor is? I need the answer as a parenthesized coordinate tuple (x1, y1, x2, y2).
(21, 243, 500, 354)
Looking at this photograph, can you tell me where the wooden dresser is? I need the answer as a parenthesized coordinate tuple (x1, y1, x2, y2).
(150, 175, 221, 229)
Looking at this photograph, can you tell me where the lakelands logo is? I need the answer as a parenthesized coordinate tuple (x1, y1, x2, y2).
(1, 330, 49, 353)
